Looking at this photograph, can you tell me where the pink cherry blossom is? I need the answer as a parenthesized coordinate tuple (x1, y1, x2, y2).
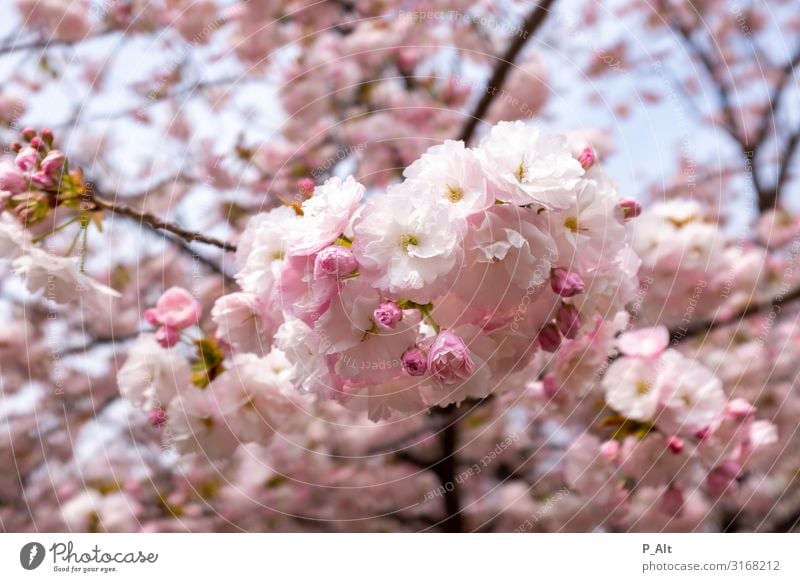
(145, 287, 201, 330)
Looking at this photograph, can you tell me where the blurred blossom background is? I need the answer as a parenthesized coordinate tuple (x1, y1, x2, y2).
(1, 0, 799, 533)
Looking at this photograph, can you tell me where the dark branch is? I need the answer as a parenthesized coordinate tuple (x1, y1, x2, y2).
(89, 189, 237, 252)
(457, 0, 557, 145)
(670, 284, 800, 343)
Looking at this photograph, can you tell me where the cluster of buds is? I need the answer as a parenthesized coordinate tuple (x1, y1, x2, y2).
(0, 128, 86, 225)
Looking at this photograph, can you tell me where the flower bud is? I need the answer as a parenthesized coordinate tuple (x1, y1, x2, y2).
(0, 168, 27, 194)
(314, 245, 358, 278)
(21, 127, 36, 142)
(556, 303, 581, 339)
(618, 198, 642, 220)
(725, 398, 756, 421)
(551, 267, 586, 297)
(542, 372, 560, 399)
(667, 435, 684, 454)
(29, 136, 44, 149)
(147, 287, 202, 330)
(374, 301, 403, 330)
(427, 331, 475, 384)
(578, 146, 595, 170)
(537, 323, 562, 352)
(41, 150, 65, 176)
(599, 439, 619, 461)
(706, 460, 741, 498)
(148, 408, 167, 427)
(29, 171, 52, 188)
(41, 128, 54, 146)
(15, 146, 37, 172)
(659, 486, 684, 516)
(297, 177, 315, 197)
(155, 325, 181, 348)
(402, 347, 427, 376)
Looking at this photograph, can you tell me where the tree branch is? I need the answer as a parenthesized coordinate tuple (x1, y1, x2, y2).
(457, 0, 557, 145)
(0, 30, 117, 56)
(670, 284, 800, 343)
(89, 188, 237, 252)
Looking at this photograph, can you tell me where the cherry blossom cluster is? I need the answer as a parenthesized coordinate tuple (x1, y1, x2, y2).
(118, 120, 643, 459)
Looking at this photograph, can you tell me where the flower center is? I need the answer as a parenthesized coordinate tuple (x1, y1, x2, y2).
(635, 379, 652, 396)
(666, 215, 696, 229)
(564, 216, 580, 233)
(515, 161, 526, 181)
(446, 185, 464, 203)
(401, 234, 419, 252)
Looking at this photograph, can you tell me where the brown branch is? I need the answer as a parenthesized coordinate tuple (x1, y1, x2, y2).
(775, 127, 800, 197)
(0, 30, 117, 56)
(658, 1, 741, 142)
(457, 0, 557, 145)
(89, 189, 237, 252)
(751, 45, 800, 151)
(660, 2, 800, 213)
(670, 284, 800, 343)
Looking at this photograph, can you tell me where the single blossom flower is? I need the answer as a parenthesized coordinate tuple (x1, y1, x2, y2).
(617, 326, 669, 358)
(145, 287, 202, 330)
(479, 120, 584, 209)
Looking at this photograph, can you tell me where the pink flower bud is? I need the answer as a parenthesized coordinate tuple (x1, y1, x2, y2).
(29, 171, 52, 188)
(667, 435, 684, 454)
(41, 128, 54, 145)
(374, 301, 403, 330)
(29, 137, 44, 149)
(144, 308, 160, 326)
(21, 127, 36, 141)
(618, 198, 642, 220)
(550, 267, 586, 297)
(578, 146, 595, 170)
(427, 331, 475, 384)
(694, 426, 711, 441)
(155, 325, 181, 348)
(147, 287, 201, 330)
(402, 347, 427, 376)
(659, 486, 684, 516)
(537, 323, 562, 352)
(556, 303, 581, 339)
(41, 150, 65, 176)
(314, 245, 358, 278)
(297, 177, 315, 197)
(542, 372, 560, 399)
(725, 398, 756, 421)
(15, 147, 37, 172)
(706, 461, 741, 498)
(0, 168, 27, 194)
(599, 439, 619, 461)
(148, 408, 167, 427)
